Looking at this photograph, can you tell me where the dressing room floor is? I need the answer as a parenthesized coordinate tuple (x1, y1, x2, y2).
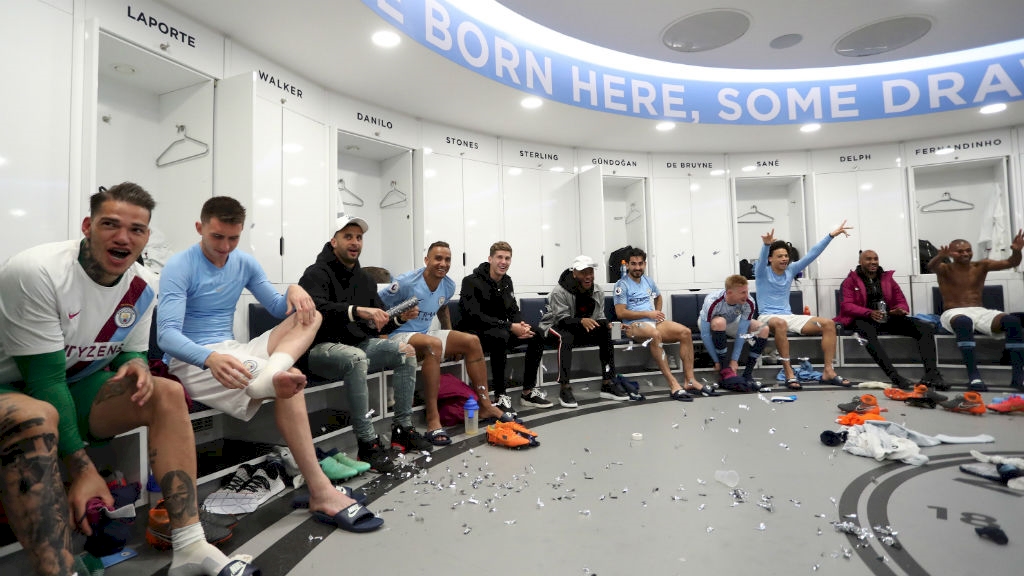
(2, 367, 1021, 576)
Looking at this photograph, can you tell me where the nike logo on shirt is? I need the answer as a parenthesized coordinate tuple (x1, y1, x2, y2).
(68, 310, 81, 319)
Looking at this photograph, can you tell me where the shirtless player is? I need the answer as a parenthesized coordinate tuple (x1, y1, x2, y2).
(929, 232, 1024, 391)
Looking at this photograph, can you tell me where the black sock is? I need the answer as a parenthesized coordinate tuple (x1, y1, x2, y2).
(711, 330, 728, 362)
(743, 337, 767, 379)
(951, 316, 981, 381)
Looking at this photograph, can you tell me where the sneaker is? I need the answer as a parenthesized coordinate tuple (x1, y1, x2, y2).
(202, 465, 258, 514)
(885, 383, 928, 401)
(967, 379, 989, 392)
(147, 500, 233, 550)
(236, 465, 286, 510)
(391, 423, 434, 453)
(987, 396, 1024, 413)
(270, 446, 301, 477)
(599, 379, 630, 401)
(904, 396, 937, 409)
(891, 375, 914, 390)
(357, 436, 398, 474)
(837, 394, 884, 415)
(332, 452, 371, 474)
(924, 388, 949, 404)
(559, 386, 578, 408)
(920, 373, 950, 391)
(486, 424, 532, 449)
(940, 392, 986, 415)
(494, 394, 514, 412)
(520, 387, 554, 408)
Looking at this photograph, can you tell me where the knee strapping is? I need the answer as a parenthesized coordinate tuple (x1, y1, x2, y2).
(951, 315, 976, 344)
(1000, 315, 1023, 343)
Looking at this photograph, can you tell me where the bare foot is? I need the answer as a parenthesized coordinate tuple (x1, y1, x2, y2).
(308, 485, 356, 517)
(273, 371, 307, 399)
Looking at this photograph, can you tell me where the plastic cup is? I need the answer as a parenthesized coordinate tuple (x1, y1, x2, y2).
(714, 469, 740, 488)
(610, 321, 622, 340)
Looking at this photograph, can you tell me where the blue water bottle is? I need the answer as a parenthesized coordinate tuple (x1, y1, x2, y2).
(620, 259, 627, 279)
(464, 396, 479, 435)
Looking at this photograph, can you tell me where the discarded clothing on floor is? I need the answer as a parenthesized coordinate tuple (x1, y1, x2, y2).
(865, 421, 995, 446)
(842, 423, 928, 466)
(775, 359, 821, 382)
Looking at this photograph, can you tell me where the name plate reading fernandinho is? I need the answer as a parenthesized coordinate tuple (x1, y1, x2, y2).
(906, 129, 1012, 166)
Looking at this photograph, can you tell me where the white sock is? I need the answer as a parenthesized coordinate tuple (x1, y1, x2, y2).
(931, 433, 996, 444)
(168, 523, 230, 576)
(245, 352, 296, 399)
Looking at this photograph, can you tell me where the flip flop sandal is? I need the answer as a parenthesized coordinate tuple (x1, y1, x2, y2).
(216, 557, 259, 576)
(481, 412, 524, 425)
(821, 375, 853, 387)
(312, 503, 384, 533)
(292, 486, 367, 509)
(670, 389, 694, 402)
(785, 378, 803, 391)
(686, 384, 721, 397)
(425, 428, 452, 446)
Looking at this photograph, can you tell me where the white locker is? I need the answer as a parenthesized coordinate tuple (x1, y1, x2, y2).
(215, 73, 330, 284)
(650, 176, 733, 286)
(503, 167, 544, 286)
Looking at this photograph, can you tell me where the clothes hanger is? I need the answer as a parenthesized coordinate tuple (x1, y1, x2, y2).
(624, 203, 642, 224)
(379, 180, 407, 208)
(736, 204, 775, 223)
(155, 124, 209, 167)
(337, 178, 364, 207)
(919, 191, 975, 213)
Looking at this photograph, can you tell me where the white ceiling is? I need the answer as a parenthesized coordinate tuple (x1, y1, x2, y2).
(166, 0, 1024, 153)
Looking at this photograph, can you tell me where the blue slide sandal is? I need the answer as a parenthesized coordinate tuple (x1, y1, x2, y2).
(313, 503, 384, 533)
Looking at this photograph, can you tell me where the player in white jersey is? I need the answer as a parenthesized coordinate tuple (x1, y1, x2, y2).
(0, 184, 257, 576)
(379, 242, 517, 446)
(698, 275, 770, 392)
(612, 248, 709, 399)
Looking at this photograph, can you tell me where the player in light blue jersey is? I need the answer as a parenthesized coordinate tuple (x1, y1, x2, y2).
(613, 248, 706, 399)
(160, 197, 382, 534)
(756, 223, 852, 389)
(379, 241, 516, 446)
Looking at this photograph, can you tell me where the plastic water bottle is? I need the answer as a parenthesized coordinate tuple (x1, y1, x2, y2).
(464, 396, 479, 435)
(878, 301, 888, 323)
(620, 259, 627, 279)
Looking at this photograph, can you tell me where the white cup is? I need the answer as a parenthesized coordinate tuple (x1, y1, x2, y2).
(714, 469, 740, 488)
(610, 321, 622, 340)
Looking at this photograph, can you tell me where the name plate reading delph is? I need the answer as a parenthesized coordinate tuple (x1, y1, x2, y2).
(811, 143, 901, 172)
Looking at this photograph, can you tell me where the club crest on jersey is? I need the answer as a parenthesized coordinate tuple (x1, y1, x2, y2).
(242, 359, 260, 377)
(614, 286, 623, 296)
(438, 296, 446, 306)
(388, 282, 400, 294)
(114, 305, 137, 328)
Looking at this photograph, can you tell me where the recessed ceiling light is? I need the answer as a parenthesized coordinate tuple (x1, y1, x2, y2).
(372, 30, 401, 48)
(741, 165, 756, 172)
(662, 10, 750, 53)
(769, 34, 803, 50)
(508, 167, 523, 176)
(655, 121, 676, 132)
(935, 147, 954, 155)
(112, 63, 136, 75)
(521, 96, 543, 109)
(800, 123, 821, 133)
(709, 169, 725, 176)
(980, 103, 1007, 114)
(835, 16, 931, 58)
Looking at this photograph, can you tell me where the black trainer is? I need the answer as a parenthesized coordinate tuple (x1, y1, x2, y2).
(921, 372, 949, 391)
(891, 375, 914, 390)
(357, 436, 398, 474)
(390, 423, 433, 453)
(559, 386, 578, 408)
(599, 379, 629, 401)
(520, 387, 554, 408)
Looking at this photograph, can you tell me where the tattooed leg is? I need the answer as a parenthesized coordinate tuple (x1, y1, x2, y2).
(90, 376, 199, 529)
(0, 396, 74, 576)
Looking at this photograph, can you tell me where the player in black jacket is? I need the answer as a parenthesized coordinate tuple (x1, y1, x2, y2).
(459, 242, 552, 411)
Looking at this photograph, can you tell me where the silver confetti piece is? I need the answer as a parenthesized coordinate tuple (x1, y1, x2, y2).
(672, 423, 680, 428)
(738, 404, 750, 410)
(536, 498, 544, 508)
(463, 527, 472, 535)
(579, 509, 591, 516)
(599, 494, 606, 501)
(769, 427, 777, 434)
(698, 504, 706, 511)
(505, 519, 516, 525)
(705, 525, 714, 533)
(365, 409, 375, 418)
(757, 523, 766, 531)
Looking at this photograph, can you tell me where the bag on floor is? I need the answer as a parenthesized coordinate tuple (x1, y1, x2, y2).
(438, 373, 475, 427)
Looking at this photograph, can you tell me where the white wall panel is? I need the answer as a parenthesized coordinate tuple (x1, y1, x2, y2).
(281, 109, 329, 283)
(502, 168, 543, 286)
(462, 159, 501, 276)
